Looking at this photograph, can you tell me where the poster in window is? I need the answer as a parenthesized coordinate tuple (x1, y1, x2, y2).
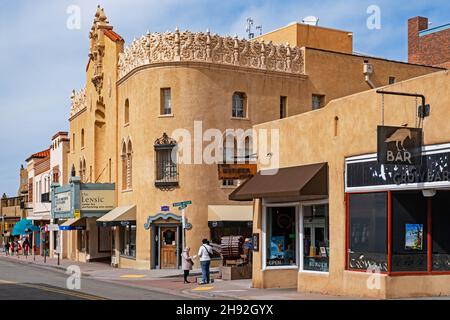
(405, 224, 423, 250)
(270, 236, 285, 259)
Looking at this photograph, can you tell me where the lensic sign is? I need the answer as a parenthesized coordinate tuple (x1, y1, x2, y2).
(377, 126, 422, 165)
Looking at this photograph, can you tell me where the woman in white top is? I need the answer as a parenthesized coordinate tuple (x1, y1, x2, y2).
(198, 239, 213, 284)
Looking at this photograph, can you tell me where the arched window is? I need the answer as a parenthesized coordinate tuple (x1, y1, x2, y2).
(232, 92, 247, 118)
(81, 129, 85, 148)
(124, 99, 130, 124)
(121, 141, 127, 190)
(127, 140, 133, 189)
(79, 157, 86, 182)
(121, 139, 133, 190)
(72, 133, 76, 152)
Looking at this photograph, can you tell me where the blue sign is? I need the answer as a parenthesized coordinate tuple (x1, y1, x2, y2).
(173, 200, 192, 207)
(161, 206, 170, 212)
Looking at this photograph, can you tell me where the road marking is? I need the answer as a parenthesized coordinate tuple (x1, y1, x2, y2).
(210, 290, 247, 293)
(191, 286, 214, 291)
(0, 279, 17, 284)
(19, 283, 107, 300)
(0, 279, 105, 300)
(120, 274, 146, 278)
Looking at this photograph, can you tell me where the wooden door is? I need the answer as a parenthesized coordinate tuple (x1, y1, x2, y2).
(161, 227, 177, 268)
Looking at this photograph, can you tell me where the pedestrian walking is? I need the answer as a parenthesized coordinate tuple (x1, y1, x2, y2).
(16, 240, 22, 258)
(4, 241, 10, 256)
(9, 241, 14, 256)
(23, 237, 30, 258)
(181, 247, 196, 284)
(197, 239, 213, 285)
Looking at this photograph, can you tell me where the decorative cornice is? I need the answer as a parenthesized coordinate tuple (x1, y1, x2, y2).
(154, 132, 177, 147)
(118, 28, 304, 79)
(70, 88, 87, 117)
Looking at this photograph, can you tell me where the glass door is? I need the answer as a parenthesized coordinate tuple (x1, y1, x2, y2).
(300, 202, 329, 272)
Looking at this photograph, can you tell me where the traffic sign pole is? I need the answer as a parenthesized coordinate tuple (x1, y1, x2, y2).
(182, 207, 186, 250)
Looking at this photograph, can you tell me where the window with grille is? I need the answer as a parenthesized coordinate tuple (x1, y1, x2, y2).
(154, 133, 178, 188)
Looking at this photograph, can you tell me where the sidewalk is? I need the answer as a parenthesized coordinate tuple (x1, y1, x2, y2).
(0, 253, 357, 300)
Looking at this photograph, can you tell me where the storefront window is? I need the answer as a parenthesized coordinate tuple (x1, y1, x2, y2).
(266, 206, 296, 267)
(302, 204, 329, 272)
(349, 193, 388, 271)
(209, 221, 252, 244)
(121, 225, 136, 258)
(391, 191, 427, 272)
(432, 191, 450, 271)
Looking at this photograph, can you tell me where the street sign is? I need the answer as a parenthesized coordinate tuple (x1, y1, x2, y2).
(161, 206, 170, 212)
(173, 200, 192, 207)
(47, 224, 60, 232)
(178, 205, 187, 211)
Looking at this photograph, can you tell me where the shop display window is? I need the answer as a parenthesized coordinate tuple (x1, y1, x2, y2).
(391, 191, 427, 272)
(432, 192, 450, 271)
(121, 225, 136, 258)
(347, 190, 450, 274)
(302, 204, 329, 272)
(348, 193, 388, 271)
(266, 206, 296, 267)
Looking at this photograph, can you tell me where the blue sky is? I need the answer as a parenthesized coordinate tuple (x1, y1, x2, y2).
(0, 0, 448, 196)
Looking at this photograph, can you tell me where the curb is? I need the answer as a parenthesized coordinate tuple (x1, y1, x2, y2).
(0, 256, 92, 277)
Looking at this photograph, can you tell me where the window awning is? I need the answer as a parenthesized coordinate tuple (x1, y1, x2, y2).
(208, 205, 253, 222)
(229, 163, 328, 201)
(96, 205, 136, 227)
(59, 218, 86, 230)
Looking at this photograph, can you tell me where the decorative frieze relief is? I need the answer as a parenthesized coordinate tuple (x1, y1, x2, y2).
(118, 28, 304, 79)
(70, 88, 87, 117)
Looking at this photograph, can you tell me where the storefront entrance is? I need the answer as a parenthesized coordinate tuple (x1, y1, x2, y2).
(145, 213, 184, 269)
(160, 227, 178, 269)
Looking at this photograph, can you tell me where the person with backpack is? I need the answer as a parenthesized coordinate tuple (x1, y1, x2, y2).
(197, 239, 213, 285)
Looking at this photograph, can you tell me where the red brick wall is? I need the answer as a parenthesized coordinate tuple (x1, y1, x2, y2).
(408, 16, 450, 68)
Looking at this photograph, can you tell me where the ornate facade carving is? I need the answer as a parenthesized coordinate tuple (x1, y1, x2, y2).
(89, 6, 111, 94)
(154, 132, 177, 148)
(118, 28, 304, 79)
(70, 88, 87, 117)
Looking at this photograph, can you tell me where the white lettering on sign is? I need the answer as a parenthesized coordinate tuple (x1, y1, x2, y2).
(386, 150, 412, 164)
(54, 192, 71, 213)
(81, 190, 115, 211)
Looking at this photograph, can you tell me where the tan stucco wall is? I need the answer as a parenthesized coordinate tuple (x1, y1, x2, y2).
(251, 70, 450, 298)
(303, 48, 442, 108)
(255, 23, 353, 54)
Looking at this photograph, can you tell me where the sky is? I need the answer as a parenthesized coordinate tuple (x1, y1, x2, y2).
(0, 0, 448, 196)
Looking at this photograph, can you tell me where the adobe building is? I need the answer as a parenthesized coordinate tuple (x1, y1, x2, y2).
(408, 16, 450, 68)
(62, 6, 441, 270)
(231, 69, 450, 298)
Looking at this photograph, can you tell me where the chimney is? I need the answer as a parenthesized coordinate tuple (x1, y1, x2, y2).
(408, 16, 428, 64)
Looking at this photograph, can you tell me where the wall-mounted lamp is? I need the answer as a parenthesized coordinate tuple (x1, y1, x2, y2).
(422, 189, 437, 197)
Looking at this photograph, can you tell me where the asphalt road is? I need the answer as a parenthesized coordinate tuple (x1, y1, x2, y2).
(0, 259, 189, 300)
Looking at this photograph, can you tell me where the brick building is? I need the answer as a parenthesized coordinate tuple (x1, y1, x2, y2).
(408, 16, 450, 68)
